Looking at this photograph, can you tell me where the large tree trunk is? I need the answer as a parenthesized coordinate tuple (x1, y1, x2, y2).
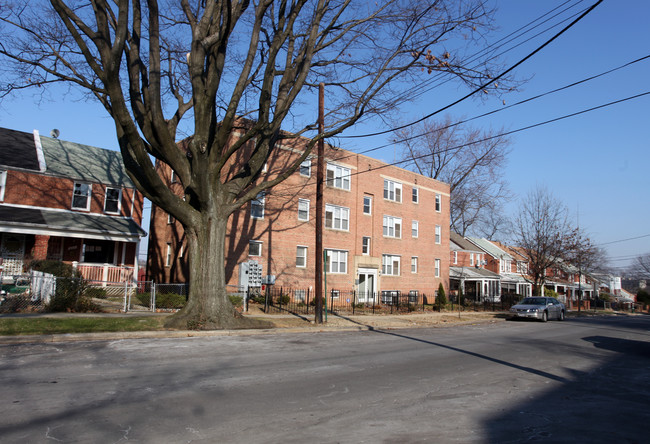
(164, 212, 271, 330)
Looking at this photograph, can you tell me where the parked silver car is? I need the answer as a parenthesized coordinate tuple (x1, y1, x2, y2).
(509, 296, 566, 322)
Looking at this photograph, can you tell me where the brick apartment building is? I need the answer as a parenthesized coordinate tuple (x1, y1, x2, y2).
(147, 133, 451, 300)
(0, 127, 146, 282)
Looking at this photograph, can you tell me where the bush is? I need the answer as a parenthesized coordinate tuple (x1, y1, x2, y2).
(277, 294, 291, 305)
(436, 283, 447, 310)
(544, 288, 559, 298)
(251, 295, 266, 304)
(637, 289, 650, 305)
(85, 287, 108, 299)
(155, 293, 186, 309)
(30, 260, 81, 278)
(310, 297, 325, 306)
(228, 294, 243, 307)
(135, 292, 152, 307)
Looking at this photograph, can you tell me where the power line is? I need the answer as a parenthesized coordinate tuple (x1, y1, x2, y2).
(342, 0, 603, 139)
(332, 54, 650, 161)
(598, 234, 650, 246)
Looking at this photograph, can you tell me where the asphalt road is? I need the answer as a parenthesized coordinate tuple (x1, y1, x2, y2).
(1, 315, 649, 443)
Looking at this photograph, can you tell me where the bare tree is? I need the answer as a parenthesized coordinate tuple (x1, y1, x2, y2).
(394, 116, 511, 237)
(0, 0, 507, 329)
(511, 186, 574, 296)
(563, 228, 607, 310)
(629, 254, 650, 279)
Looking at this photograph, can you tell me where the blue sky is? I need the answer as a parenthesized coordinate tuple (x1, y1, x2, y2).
(1, 0, 648, 271)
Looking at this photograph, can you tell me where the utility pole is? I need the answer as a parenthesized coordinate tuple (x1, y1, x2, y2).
(315, 83, 324, 324)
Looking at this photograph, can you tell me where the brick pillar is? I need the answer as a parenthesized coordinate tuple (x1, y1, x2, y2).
(32, 235, 50, 260)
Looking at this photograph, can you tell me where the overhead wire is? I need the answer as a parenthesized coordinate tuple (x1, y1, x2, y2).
(341, 0, 603, 139)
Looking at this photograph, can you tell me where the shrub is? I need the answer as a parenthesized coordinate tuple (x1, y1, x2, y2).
(544, 288, 559, 298)
(277, 294, 291, 305)
(85, 287, 108, 299)
(310, 297, 325, 306)
(155, 293, 186, 309)
(251, 295, 266, 305)
(30, 260, 80, 278)
(637, 289, 650, 305)
(135, 292, 152, 307)
(32, 260, 100, 313)
(228, 294, 243, 307)
(437, 283, 447, 310)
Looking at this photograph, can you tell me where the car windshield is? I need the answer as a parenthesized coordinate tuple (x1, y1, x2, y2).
(521, 297, 546, 305)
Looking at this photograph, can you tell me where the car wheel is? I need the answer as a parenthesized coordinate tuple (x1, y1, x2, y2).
(559, 310, 565, 321)
(541, 311, 548, 322)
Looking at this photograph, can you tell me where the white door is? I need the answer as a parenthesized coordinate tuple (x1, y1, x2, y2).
(357, 268, 377, 303)
(1, 234, 26, 276)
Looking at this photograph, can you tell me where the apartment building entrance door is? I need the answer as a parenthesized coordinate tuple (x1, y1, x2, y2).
(357, 268, 377, 303)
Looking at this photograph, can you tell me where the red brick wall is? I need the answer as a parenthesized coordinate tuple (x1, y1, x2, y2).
(148, 137, 451, 295)
(3, 169, 143, 219)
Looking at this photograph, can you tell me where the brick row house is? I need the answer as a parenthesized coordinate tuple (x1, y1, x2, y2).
(147, 132, 451, 303)
(0, 127, 146, 283)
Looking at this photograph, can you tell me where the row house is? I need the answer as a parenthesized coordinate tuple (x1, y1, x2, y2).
(544, 260, 595, 308)
(449, 232, 500, 301)
(147, 131, 451, 303)
(0, 127, 146, 283)
(466, 237, 532, 299)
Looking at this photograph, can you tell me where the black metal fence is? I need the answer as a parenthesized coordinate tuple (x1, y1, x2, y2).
(252, 287, 525, 316)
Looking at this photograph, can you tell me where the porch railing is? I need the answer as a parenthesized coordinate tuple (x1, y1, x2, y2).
(71, 262, 135, 284)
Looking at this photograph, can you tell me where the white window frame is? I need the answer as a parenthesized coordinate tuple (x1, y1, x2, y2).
(165, 243, 172, 267)
(383, 215, 402, 238)
(412, 187, 419, 203)
(435, 194, 441, 212)
(363, 195, 372, 215)
(296, 246, 307, 268)
(171, 170, 178, 183)
(411, 256, 418, 274)
(0, 170, 6, 201)
(249, 240, 262, 257)
(453, 251, 458, 265)
(412, 220, 419, 238)
(435, 259, 441, 277)
(382, 254, 401, 276)
(325, 204, 350, 231)
(470, 253, 474, 266)
(325, 249, 348, 274)
(167, 213, 174, 224)
(298, 198, 310, 221)
(326, 164, 351, 190)
(251, 192, 265, 219)
(103, 187, 122, 214)
(435, 225, 441, 244)
(383, 179, 402, 202)
(299, 159, 312, 177)
(362, 236, 371, 255)
(72, 182, 92, 210)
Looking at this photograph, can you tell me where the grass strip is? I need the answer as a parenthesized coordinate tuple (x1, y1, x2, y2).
(0, 316, 167, 336)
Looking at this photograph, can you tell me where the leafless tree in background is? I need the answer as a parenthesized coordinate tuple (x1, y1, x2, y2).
(629, 254, 650, 279)
(0, 0, 509, 329)
(394, 116, 511, 238)
(512, 186, 574, 295)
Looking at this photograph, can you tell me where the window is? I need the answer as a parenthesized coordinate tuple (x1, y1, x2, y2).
(300, 159, 311, 177)
(383, 215, 402, 238)
(500, 260, 505, 273)
(298, 199, 310, 221)
(330, 289, 340, 300)
(249, 241, 262, 256)
(0, 170, 6, 201)
(363, 195, 372, 215)
(179, 245, 184, 258)
(165, 243, 172, 267)
(412, 187, 419, 203)
(326, 249, 348, 274)
(295, 289, 307, 302)
(383, 179, 402, 202)
(326, 164, 350, 190)
(251, 192, 265, 219)
(296, 246, 307, 267)
(435, 194, 441, 212)
(517, 262, 528, 274)
(325, 204, 349, 231)
(171, 170, 178, 183)
(470, 253, 474, 266)
(411, 256, 418, 273)
(167, 213, 174, 224)
(104, 187, 121, 213)
(453, 251, 458, 264)
(435, 225, 441, 244)
(72, 182, 91, 210)
(435, 259, 441, 277)
(362, 236, 371, 255)
(382, 254, 400, 276)
(412, 220, 419, 238)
